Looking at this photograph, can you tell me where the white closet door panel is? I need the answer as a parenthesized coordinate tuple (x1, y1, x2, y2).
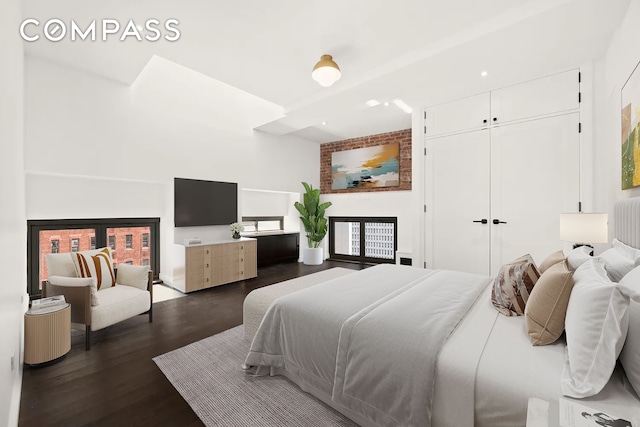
(425, 92, 490, 138)
(491, 69, 579, 125)
(489, 113, 580, 275)
(431, 130, 491, 275)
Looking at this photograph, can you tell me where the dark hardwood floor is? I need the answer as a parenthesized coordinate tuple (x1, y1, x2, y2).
(19, 260, 367, 427)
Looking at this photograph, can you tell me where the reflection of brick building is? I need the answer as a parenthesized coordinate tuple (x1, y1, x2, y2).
(39, 227, 150, 283)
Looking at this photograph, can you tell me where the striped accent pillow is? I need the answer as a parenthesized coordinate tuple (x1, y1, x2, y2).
(72, 247, 116, 290)
(491, 254, 541, 316)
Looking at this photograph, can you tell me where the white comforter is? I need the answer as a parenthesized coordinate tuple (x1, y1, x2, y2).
(244, 264, 491, 427)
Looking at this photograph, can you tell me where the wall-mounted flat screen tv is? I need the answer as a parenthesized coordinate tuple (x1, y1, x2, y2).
(174, 178, 238, 227)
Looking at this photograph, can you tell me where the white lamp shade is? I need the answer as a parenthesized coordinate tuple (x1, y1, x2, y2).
(312, 55, 341, 87)
(559, 213, 608, 243)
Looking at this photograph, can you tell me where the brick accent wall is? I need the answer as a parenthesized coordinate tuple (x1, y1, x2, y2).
(320, 128, 412, 194)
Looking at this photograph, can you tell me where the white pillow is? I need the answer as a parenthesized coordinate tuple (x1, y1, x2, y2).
(612, 238, 640, 264)
(561, 258, 630, 398)
(48, 275, 99, 306)
(116, 263, 150, 291)
(618, 266, 640, 397)
(45, 253, 76, 277)
(598, 247, 635, 282)
(566, 245, 592, 271)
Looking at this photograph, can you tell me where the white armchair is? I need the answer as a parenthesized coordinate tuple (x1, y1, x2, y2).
(42, 250, 153, 350)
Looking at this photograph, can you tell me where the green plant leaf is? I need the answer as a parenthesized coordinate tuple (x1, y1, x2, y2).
(299, 217, 313, 232)
(294, 201, 307, 217)
(316, 201, 332, 219)
(318, 201, 332, 211)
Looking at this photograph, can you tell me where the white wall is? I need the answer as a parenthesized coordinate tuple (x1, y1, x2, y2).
(594, 0, 640, 237)
(242, 189, 290, 217)
(24, 56, 319, 285)
(0, 0, 27, 424)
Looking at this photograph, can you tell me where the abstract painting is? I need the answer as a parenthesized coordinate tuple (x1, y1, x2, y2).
(331, 143, 399, 190)
(622, 60, 640, 190)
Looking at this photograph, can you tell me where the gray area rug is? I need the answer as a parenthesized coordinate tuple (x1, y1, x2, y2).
(153, 325, 358, 427)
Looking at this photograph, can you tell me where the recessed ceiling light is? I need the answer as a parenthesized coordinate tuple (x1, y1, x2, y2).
(322, 121, 326, 125)
(392, 99, 413, 114)
(366, 99, 380, 107)
(384, 102, 389, 107)
(481, 71, 488, 77)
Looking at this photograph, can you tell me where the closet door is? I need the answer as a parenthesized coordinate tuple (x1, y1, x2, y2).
(490, 69, 579, 125)
(489, 113, 580, 275)
(431, 129, 491, 275)
(425, 92, 490, 138)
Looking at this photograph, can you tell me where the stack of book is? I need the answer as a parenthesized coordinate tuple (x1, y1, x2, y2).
(529, 397, 634, 427)
(29, 295, 67, 314)
(558, 397, 633, 427)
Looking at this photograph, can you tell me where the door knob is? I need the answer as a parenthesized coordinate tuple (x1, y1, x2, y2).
(472, 219, 488, 224)
(492, 219, 507, 224)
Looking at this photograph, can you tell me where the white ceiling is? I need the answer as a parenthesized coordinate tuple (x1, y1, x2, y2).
(22, 0, 631, 143)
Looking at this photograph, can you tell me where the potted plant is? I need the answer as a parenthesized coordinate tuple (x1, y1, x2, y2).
(294, 182, 332, 265)
(229, 222, 244, 239)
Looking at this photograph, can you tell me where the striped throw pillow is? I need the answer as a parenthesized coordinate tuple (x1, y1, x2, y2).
(491, 254, 541, 316)
(72, 247, 116, 290)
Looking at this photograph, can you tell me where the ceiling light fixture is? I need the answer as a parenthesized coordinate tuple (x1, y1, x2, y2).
(312, 55, 341, 87)
(481, 71, 488, 77)
(366, 99, 380, 107)
(392, 99, 413, 114)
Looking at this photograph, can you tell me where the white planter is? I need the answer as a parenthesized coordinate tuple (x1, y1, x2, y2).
(303, 247, 324, 265)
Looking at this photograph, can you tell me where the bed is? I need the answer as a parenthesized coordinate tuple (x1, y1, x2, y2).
(244, 199, 640, 427)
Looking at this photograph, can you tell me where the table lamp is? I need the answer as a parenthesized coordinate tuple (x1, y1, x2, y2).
(559, 213, 608, 254)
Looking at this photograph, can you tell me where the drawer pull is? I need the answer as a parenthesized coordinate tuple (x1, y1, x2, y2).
(206, 250, 209, 254)
(206, 278, 209, 282)
(241, 271, 244, 275)
(206, 263, 209, 268)
(240, 245, 243, 250)
(240, 258, 243, 262)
